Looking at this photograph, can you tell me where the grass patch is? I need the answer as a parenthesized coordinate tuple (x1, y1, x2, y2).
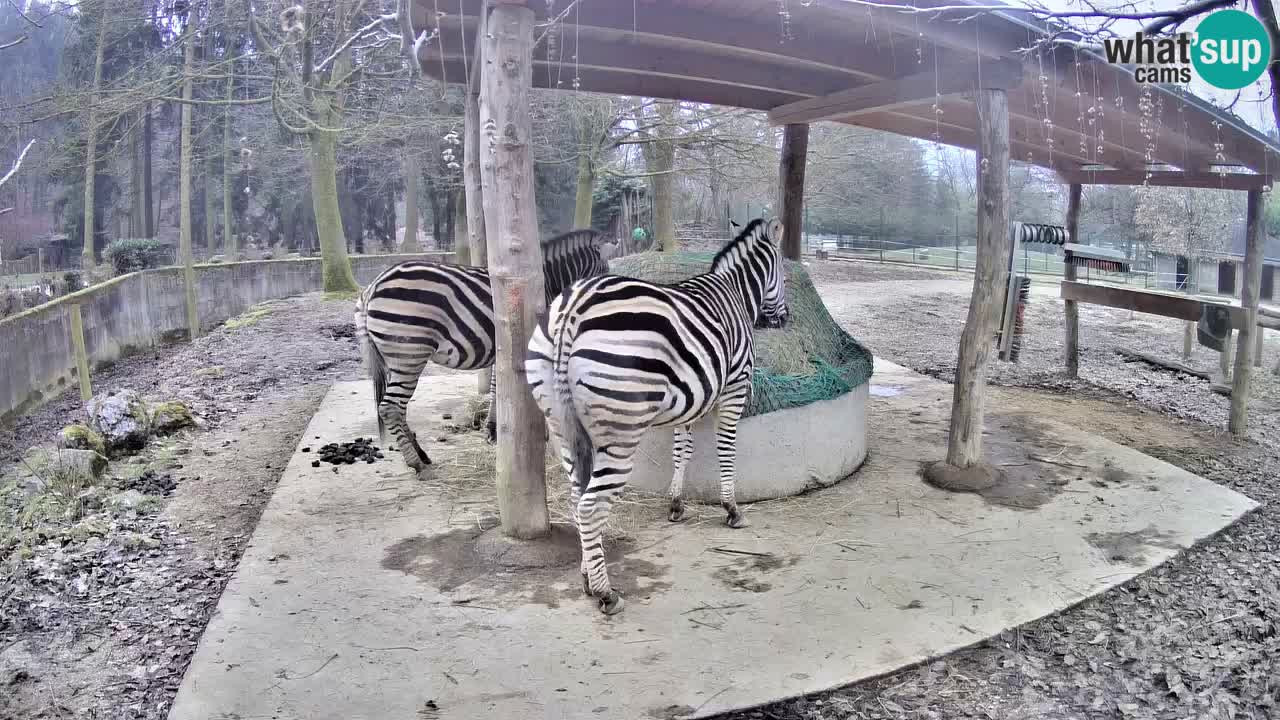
(224, 305, 274, 330)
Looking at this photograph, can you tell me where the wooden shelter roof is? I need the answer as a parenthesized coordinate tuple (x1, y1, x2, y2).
(411, 0, 1280, 187)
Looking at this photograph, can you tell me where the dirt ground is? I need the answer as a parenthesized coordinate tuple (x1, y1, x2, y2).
(1, 295, 363, 720)
(1, 259, 1277, 720)
(721, 259, 1280, 720)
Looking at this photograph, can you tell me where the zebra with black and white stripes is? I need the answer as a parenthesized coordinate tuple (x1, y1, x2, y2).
(526, 218, 789, 614)
(355, 229, 609, 474)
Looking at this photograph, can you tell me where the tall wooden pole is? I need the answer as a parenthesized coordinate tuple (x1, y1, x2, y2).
(178, 8, 200, 340)
(465, 8, 490, 394)
(1229, 188, 1265, 436)
(1063, 183, 1082, 377)
(777, 123, 809, 261)
(945, 88, 1009, 469)
(480, 0, 550, 539)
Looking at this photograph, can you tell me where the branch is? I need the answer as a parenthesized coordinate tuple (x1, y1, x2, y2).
(314, 12, 398, 74)
(0, 139, 35, 189)
(0, 34, 27, 51)
(1253, 0, 1280, 128)
(157, 95, 273, 106)
(831, 0, 1238, 34)
(6, 0, 41, 27)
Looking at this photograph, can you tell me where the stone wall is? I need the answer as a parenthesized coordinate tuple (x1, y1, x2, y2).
(0, 254, 449, 422)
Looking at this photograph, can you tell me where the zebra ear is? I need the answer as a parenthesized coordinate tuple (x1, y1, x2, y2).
(767, 218, 784, 242)
(730, 219, 741, 230)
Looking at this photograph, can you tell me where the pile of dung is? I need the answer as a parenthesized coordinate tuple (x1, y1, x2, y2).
(308, 438, 385, 466)
(608, 251, 874, 418)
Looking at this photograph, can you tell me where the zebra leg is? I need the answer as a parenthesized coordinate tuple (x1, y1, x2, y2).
(380, 362, 433, 473)
(667, 425, 694, 522)
(715, 387, 750, 529)
(577, 444, 635, 615)
(484, 370, 497, 443)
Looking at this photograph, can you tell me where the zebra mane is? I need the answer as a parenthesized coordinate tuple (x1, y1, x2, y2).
(542, 228, 604, 262)
(710, 218, 773, 273)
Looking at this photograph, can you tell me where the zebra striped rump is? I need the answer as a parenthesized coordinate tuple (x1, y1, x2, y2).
(355, 229, 607, 474)
(526, 218, 788, 614)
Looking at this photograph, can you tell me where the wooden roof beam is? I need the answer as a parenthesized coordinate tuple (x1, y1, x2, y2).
(1057, 168, 1272, 190)
(767, 58, 1022, 126)
(429, 14, 867, 99)
(414, 0, 922, 83)
(420, 55, 806, 110)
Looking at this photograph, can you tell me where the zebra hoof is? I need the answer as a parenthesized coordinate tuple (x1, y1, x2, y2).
(485, 423, 496, 444)
(597, 591, 624, 615)
(581, 572, 591, 596)
(668, 500, 688, 523)
(725, 511, 749, 529)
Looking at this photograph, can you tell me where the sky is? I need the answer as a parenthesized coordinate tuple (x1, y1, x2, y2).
(1019, 0, 1277, 134)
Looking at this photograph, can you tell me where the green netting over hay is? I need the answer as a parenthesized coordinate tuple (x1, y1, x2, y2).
(609, 252, 874, 418)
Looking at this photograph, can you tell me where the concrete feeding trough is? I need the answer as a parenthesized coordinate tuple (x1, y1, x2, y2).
(628, 383, 869, 502)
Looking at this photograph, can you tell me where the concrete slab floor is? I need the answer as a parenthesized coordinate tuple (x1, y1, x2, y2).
(167, 362, 1258, 720)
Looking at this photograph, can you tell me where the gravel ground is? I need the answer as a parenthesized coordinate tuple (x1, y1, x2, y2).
(0, 294, 362, 720)
(2, 261, 1277, 720)
(721, 259, 1280, 720)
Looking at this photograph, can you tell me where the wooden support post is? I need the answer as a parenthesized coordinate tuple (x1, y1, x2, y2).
(465, 8, 490, 396)
(37, 247, 44, 276)
(776, 123, 808, 261)
(1219, 329, 1234, 382)
(69, 304, 92, 402)
(1230, 188, 1265, 436)
(1063, 183, 1082, 377)
(1255, 328, 1264, 368)
(945, 88, 1009, 469)
(480, 0, 550, 540)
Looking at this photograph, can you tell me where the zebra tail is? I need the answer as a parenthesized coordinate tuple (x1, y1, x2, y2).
(550, 317, 594, 494)
(354, 292, 387, 439)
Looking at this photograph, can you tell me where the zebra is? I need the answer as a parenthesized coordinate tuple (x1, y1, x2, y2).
(355, 229, 609, 474)
(525, 218, 789, 614)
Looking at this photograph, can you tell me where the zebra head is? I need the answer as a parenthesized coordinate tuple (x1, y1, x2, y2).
(757, 218, 789, 329)
(713, 217, 789, 329)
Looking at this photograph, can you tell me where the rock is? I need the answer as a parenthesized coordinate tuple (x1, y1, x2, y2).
(0, 639, 38, 687)
(151, 400, 195, 435)
(59, 424, 107, 457)
(107, 489, 153, 512)
(21, 447, 108, 487)
(87, 390, 151, 455)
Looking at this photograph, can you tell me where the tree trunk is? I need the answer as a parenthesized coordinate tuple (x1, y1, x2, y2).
(650, 101, 677, 252)
(309, 128, 359, 292)
(1183, 321, 1194, 359)
(428, 191, 442, 248)
(776, 123, 808, 260)
(81, 11, 108, 268)
(1230, 188, 1265, 436)
(444, 188, 457, 250)
(130, 113, 144, 238)
(223, 49, 235, 256)
(179, 12, 200, 339)
(464, 41, 490, 394)
(204, 155, 217, 258)
(144, 103, 154, 238)
(402, 152, 420, 251)
(480, 1, 550, 540)
(1063, 183, 1082, 377)
(573, 150, 594, 228)
(454, 187, 469, 264)
(945, 88, 1009, 469)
